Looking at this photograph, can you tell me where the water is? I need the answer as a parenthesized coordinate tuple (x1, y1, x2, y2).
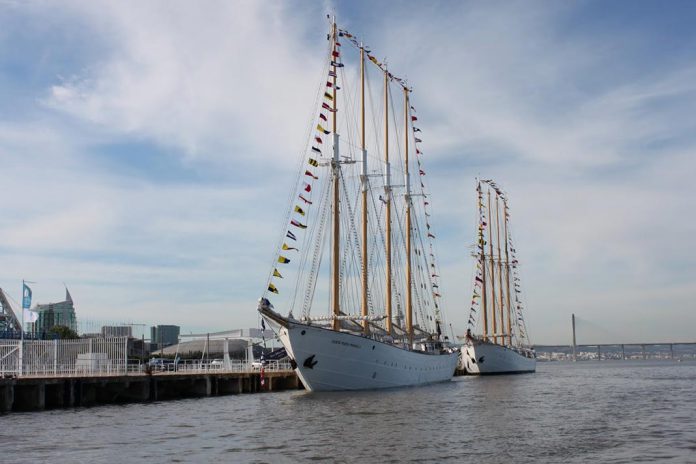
(2, 361, 695, 463)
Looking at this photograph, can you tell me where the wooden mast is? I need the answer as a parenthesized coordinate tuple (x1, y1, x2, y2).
(487, 188, 497, 344)
(479, 182, 488, 341)
(495, 194, 506, 345)
(360, 43, 369, 334)
(330, 18, 340, 331)
(503, 198, 513, 346)
(384, 67, 392, 335)
(404, 86, 412, 343)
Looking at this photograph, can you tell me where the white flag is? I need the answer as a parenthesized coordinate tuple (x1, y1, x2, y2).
(23, 309, 38, 323)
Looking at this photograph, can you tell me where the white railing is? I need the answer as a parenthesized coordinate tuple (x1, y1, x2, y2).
(147, 359, 293, 374)
(0, 337, 129, 378)
(0, 338, 293, 377)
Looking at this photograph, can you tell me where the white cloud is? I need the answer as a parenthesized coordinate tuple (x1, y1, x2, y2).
(42, 1, 325, 166)
(1, 1, 695, 342)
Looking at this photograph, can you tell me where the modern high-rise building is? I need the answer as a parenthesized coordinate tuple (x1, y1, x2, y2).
(32, 288, 77, 335)
(150, 325, 180, 351)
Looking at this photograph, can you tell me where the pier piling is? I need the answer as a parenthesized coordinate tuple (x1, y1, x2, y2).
(0, 371, 300, 414)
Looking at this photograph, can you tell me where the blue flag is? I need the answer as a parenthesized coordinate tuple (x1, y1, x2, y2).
(22, 282, 32, 310)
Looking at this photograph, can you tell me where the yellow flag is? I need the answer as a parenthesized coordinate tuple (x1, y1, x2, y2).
(273, 269, 283, 278)
(268, 283, 279, 294)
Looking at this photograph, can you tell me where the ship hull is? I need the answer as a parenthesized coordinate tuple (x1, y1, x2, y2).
(461, 341, 536, 375)
(262, 312, 458, 391)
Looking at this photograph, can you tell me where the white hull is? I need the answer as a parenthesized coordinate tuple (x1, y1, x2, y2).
(263, 313, 458, 391)
(461, 341, 536, 375)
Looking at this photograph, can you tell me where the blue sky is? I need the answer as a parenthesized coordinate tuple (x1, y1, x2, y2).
(1, 0, 695, 343)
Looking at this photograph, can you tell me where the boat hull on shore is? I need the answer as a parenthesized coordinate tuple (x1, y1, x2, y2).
(260, 308, 458, 391)
(461, 341, 536, 375)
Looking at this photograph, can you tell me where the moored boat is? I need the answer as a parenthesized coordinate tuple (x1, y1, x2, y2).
(460, 180, 536, 375)
(257, 17, 458, 391)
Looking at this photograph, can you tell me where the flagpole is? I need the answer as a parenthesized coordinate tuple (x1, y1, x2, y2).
(19, 279, 24, 376)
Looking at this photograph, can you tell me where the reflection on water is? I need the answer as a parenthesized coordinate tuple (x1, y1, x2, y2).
(2, 361, 695, 463)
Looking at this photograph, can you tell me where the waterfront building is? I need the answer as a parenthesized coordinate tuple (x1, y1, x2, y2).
(31, 288, 77, 335)
(151, 325, 180, 351)
(101, 325, 133, 338)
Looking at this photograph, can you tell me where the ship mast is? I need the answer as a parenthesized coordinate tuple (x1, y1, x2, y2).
(384, 67, 392, 335)
(330, 18, 341, 331)
(360, 43, 369, 334)
(495, 194, 506, 346)
(487, 188, 497, 344)
(404, 87, 413, 343)
(479, 182, 488, 341)
(503, 198, 513, 346)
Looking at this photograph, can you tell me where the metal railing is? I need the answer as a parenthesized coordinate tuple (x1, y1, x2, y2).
(0, 338, 293, 378)
(146, 359, 293, 374)
(0, 337, 129, 378)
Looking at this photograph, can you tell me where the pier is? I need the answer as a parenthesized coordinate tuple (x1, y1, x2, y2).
(0, 370, 300, 413)
(0, 336, 301, 413)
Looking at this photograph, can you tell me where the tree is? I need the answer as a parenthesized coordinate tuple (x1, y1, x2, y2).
(48, 325, 79, 339)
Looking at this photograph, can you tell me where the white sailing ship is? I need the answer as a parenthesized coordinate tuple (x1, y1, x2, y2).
(460, 180, 536, 375)
(258, 18, 458, 391)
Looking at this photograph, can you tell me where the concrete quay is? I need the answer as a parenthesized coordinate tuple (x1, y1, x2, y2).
(0, 370, 301, 413)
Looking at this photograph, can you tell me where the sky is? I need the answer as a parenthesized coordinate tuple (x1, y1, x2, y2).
(1, 0, 695, 344)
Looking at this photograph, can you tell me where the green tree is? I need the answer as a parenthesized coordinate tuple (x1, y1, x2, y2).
(48, 325, 79, 339)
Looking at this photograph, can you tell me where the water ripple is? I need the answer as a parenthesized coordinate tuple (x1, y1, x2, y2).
(1, 361, 695, 463)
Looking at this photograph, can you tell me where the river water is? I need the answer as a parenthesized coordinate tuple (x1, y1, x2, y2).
(2, 361, 695, 463)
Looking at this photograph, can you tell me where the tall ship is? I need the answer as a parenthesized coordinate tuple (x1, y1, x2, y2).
(460, 179, 536, 374)
(258, 18, 459, 391)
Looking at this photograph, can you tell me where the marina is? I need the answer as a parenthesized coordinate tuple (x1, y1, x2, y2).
(1, 2, 695, 463)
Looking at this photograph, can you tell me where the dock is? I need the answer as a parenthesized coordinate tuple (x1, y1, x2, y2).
(0, 370, 301, 413)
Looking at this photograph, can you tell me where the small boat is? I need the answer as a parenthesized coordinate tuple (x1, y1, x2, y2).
(257, 17, 458, 391)
(460, 179, 536, 375)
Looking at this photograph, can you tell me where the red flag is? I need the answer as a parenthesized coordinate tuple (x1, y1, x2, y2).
(419, 169, 425, 176)
(303, 183, 312, 192)
(305, 170, 318, 180)
(322, 102, 337, 112)
(411, 116, 418, 121)
(315, 136, 322, 144)
(332, 50, 340, 57)
(320, 113, 327, 121)
(299, 194, 313, 205)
